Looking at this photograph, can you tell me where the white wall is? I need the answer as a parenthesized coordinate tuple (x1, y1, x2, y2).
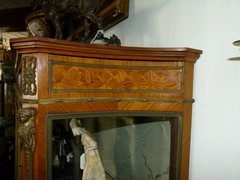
(105, 0, 240, 179)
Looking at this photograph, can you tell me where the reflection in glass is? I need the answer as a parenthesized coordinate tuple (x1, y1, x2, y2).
(47, 112, 181, 180)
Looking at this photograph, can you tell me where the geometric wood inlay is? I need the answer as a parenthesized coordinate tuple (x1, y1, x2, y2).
(50, 63, 183, 92)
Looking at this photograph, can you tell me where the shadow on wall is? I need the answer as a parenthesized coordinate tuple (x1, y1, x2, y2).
(106, 0, 172, 46)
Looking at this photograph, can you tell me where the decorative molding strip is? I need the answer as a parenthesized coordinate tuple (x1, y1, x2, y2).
(18, 97, 195, 104)
(17, 108, 35, 180)
(22, 56, 37, 95)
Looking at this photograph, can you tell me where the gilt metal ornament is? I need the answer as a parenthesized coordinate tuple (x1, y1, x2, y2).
(30, 0, 121, 45)
(32, 0, 103, 39)
(17, 108, 36, 180)
(22, 56, 37, 95)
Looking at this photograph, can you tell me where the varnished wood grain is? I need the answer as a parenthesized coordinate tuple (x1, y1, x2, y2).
(50, 63, 182, 92)
(10, 36, 201, 62)
(11, 37, 202, 180)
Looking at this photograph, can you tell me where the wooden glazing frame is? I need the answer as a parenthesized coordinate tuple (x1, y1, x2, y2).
(46, 111, 183, 180)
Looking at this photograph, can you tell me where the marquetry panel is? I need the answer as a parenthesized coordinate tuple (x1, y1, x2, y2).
(49, 62, 183, 92)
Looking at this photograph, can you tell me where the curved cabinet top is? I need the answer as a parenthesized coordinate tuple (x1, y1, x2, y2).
(10, 36, 202, 63)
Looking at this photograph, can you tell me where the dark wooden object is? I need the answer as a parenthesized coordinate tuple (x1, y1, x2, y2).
(10, 36, 202, 180)
(26, 0, 129, 41)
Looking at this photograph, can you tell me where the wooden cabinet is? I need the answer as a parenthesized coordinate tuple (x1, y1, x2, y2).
(10, 36, 202, 180)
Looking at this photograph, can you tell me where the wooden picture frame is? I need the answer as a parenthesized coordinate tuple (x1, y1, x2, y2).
(67, 0, 130, 40)
(99, 0, 129, 30)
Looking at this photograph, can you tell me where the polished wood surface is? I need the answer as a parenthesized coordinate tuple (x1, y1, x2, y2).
(10, 36, 202, 180)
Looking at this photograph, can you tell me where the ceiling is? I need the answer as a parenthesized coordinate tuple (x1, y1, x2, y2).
(0, 0, 31, 9)
(0, 0, 32, 48)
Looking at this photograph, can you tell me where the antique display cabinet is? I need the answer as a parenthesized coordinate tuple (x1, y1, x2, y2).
(10, 36, 202, 180)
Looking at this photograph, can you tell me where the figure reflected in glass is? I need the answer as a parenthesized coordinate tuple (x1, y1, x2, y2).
(52, 120, 73, 179)
(69, 118, 106, 180)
